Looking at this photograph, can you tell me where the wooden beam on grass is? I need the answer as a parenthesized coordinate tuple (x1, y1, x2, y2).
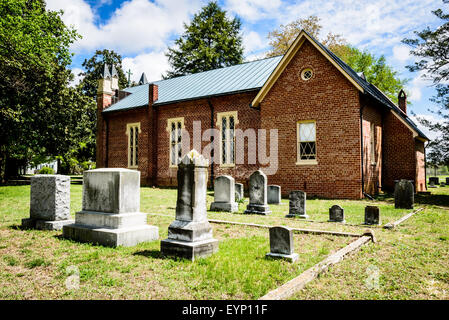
(383, 208, 424, 229)
(259, 231, 375, 300)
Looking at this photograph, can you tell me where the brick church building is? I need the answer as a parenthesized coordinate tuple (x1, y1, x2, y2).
(96, 30, 428, 199)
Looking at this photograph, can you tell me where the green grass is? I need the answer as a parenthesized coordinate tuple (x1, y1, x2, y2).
(0, 181, 448, 299)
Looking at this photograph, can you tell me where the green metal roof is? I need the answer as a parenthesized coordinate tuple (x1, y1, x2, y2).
(103, 56, 282, 113)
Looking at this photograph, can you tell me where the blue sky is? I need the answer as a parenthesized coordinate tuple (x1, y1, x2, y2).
(46, 0, 447, 139)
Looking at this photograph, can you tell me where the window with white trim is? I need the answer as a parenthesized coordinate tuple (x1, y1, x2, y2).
(167, 118, 184, 167)
(126, 123, 141, 168)
(217, 111, 238, 166)
(297, 121, 317, 163)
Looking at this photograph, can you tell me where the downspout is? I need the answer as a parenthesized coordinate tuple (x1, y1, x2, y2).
(207, 99, 214, 188)
(424, 142, 427, 189)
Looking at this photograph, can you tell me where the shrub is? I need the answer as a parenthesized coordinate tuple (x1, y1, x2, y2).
(38, 167, 55, 174)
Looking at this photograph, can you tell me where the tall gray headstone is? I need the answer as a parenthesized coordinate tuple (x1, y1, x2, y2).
(365, 206, 380, 225)
(210, 175, 238, 212)
(22, 175, 74, 230)
(244, 170, 271, 215)
(266, 226, 298, 262)
(63, 168, 159, 247)
(286, 191, 308, 218)
(329, 205, 345, 223)
(161, 150, 218, 261)
(394, 179, 414, 209)
(235, 183, 244, 201)
(267, 185, 281, 205)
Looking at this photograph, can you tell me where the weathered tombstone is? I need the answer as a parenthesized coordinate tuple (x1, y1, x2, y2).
(286, 191, 308, 218)
(63, 168, 158, 247)
(244, 170, 272, 215)
(428, 180, 437, 188)
(22, 175, 74, 230)
(266, 226, 298, 262)
(329, 205, 345, 223)
(429, 177, 439, 185)
(394, 179, 414, 209)
(267, 185, 281, 205)
(210, 175, 238, 212)
(446, 177, 449, 185)
(235, 183, 244, 202)
(161, 150, 218, 261)
(365, 206, 380, 225)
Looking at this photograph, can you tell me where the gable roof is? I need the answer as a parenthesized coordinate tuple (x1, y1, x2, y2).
(103, 56, 282, 113)
(250, 30, 429, 141)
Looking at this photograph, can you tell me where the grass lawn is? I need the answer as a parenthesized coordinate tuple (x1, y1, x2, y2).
(0, 180, 448, 299)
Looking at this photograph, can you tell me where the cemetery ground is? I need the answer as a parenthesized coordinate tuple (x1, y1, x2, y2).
(0, 183, 448, 300)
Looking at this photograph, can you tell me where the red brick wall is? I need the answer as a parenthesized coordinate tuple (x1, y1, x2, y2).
(260, 40, 363, 199)
(360, 96, 383, 195)
(382, 111, 417, 191)
(156, 92, 261, 189)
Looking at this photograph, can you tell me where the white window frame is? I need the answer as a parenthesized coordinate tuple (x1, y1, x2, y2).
(166, 117, 185, 168)
(217, 111, 238, 167)
(126, 122, 141, 169)
(296, 120, 318, 165)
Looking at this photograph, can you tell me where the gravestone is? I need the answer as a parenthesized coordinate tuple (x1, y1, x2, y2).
(266, 226, 298, 262)
(286, 191, 308, 218)
(329, 205, 345, 223)
(267, 185, 281, 205)
(21, 175, 74, 230)
(365, 206, 380, 225)
(446, 177, 449, 185)
(394, 179, 414, 209)
(428, 180, 437, 188)
(63, 168, 158, 247)
(235, 183, 244, 202)
(210, 175, 238, 212)
(440, 182, 446, 187)
(161, 150, 218, 261)
(429, 177, 439, 185)
(244, 170, 272, 215)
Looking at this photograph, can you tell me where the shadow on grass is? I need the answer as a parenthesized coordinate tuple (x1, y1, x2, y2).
(133, 249, 188, 262)
(375, 191, 449, 207)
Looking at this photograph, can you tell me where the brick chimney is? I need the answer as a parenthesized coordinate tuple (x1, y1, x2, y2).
(149, 83, 158, 104)
(398, 89, 407, 114)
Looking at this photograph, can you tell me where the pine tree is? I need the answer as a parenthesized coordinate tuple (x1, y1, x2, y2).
(165, 1, 244, 79)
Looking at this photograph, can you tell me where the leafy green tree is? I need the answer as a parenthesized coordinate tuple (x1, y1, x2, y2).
(266, 15, 348, 58)
(403, 1, 449, 164)
(0, 0, 79, 181)
(341, 46, 408, 103)
(78, 49, 128, 98)
(165, 1, 244, 79)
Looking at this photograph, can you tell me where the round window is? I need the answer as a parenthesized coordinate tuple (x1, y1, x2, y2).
(301, 69, 313, 81)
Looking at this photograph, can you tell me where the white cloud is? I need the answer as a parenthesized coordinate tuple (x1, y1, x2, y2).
(46, 0, 203, 54)
(225, 0, 282, 22)
(242, 30, 267, 56)
(392, 45, 411, 63)
(122, 51, 170, 83)
(408, 70, 432, 103)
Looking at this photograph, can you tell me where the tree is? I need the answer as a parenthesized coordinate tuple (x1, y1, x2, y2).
(403, 1, 449, 164)
(78, 49, 128, 98)
(266, 15, 348, 57)
(0, 0, 79, 181)
(165, 1, 244, 79)
(342, 46, 408, 103)
(266, 15, 407, 102)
